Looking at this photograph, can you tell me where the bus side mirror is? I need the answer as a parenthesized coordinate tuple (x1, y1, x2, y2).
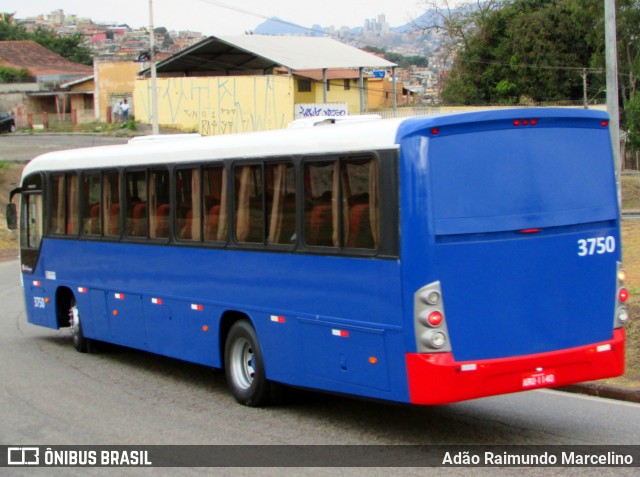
(6, 203, 17, 230)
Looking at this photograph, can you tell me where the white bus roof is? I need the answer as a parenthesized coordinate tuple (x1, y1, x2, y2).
(22, 117, 404, 178)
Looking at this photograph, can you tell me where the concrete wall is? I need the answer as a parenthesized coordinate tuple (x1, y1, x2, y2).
(133, 75, 295, 135)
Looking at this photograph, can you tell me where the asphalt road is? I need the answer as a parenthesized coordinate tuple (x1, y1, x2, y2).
(1, 260, 640, 476)
(0, 134, 128, 162)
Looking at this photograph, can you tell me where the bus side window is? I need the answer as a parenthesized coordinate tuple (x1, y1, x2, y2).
(82, 172, 101, 236)
(103, 171, 121, 237)
(203, 165, 228, 242)
(66, 173, 79, 235)
(50, 173, 79, 236)
(266, 162, 296, 245)
(176, 167, 201, 241)
(50, 174, 65, 234)
(343, 158, 378, 250)
(303, 157, 379, 250)
(234, 164, 263, 244)
(21, 193, 43, 250)
(304, 161, 335, 247)
(149, 168, 170, 240)
(126, 170, 148, 238)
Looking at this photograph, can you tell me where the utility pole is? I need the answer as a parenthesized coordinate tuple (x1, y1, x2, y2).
(149, 0, 160, 135)
(604, 0, 620, 205)
(581, 68, 588, 109)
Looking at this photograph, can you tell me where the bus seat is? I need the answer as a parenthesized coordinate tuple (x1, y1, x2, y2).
(308, 204, 332, 246)
(179, 209, 193, 239)
(156, 204, 170, 238)
(347, 203, 373, 249)
(109, 204, 120, 235)
(280, 193, 296, 243)
(205, 205, 220, 240)
(132, 203, 147, 236)
(89, 203, 100, 234)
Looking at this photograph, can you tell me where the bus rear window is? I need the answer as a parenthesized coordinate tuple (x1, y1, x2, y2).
(428, 127, 618, 235)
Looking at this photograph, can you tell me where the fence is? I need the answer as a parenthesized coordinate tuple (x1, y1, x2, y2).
(13, 109, 96, 129)
(623, 143, 640, 171)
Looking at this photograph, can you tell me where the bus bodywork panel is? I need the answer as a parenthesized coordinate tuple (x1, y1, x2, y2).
(405, 328, 625, 405)
(398, 110, 623, 401)
(22, 239, 409, 401)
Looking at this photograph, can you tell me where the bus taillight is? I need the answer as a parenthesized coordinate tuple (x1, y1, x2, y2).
(614, 263, 629, 328)
(414, 281, 451, 353)
(619, 288, 629, 303)
(513, 119, 538, 127)
(427, 311, 443, 326)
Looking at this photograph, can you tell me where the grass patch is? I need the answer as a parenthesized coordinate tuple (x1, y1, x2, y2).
(622, 174, 640, 210)
(621, 220, 640, 381)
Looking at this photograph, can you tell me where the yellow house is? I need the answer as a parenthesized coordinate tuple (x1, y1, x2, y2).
(134, 35, 396, 135)
(60, 75, 95, 123)
(292, 69, 370, 115)
(94, 60, 145, 122)
(368, 77, 405, 110)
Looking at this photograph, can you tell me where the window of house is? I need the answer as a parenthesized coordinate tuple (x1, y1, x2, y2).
(344, 79, 351, 91)
(297, 79, 311, 93)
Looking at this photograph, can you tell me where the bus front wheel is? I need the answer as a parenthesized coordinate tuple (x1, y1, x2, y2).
(69, 298, 91, 353)
(224, 320, 272, 406)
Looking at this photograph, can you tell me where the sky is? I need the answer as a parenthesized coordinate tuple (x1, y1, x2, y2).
(3, 0, 435, 35)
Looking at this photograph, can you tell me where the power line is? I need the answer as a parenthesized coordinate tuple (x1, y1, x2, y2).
(456, 57, 605, 74)
(193, 0, 426, 56)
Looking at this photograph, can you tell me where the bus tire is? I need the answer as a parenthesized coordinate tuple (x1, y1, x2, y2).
(69, 298, 91, 353)
(224, 320, 272, 406)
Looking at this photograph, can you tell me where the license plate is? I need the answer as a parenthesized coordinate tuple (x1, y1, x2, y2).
(522, 370, 556, 389)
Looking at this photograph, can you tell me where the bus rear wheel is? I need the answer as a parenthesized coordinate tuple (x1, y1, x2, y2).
(224, 320, 272, 406)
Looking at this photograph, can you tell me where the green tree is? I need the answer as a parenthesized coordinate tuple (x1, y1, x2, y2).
(363, 46, 428, 68)
(30, 27, 93, 65)
(426, 0, 640, 107)
(0, 65, 33, 83)
(626, 94, 640, 150)
(432, 0, 595, 104)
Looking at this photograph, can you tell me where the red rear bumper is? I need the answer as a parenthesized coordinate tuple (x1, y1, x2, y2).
(406, 328, 625, 405)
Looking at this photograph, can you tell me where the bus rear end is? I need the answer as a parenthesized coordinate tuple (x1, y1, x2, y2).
(399, 109, 628, 404)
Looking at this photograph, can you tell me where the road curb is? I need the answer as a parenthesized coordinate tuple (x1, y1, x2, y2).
(559, 383, 640, 403)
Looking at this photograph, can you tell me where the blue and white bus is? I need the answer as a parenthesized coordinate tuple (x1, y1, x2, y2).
(12, 108, 629, 406)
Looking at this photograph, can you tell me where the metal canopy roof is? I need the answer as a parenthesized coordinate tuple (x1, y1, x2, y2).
(140, 35, 396, 77)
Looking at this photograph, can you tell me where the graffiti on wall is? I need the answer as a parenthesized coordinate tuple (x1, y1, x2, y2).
(134, 76, 294, 135)
(295, 103, 348, 119)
